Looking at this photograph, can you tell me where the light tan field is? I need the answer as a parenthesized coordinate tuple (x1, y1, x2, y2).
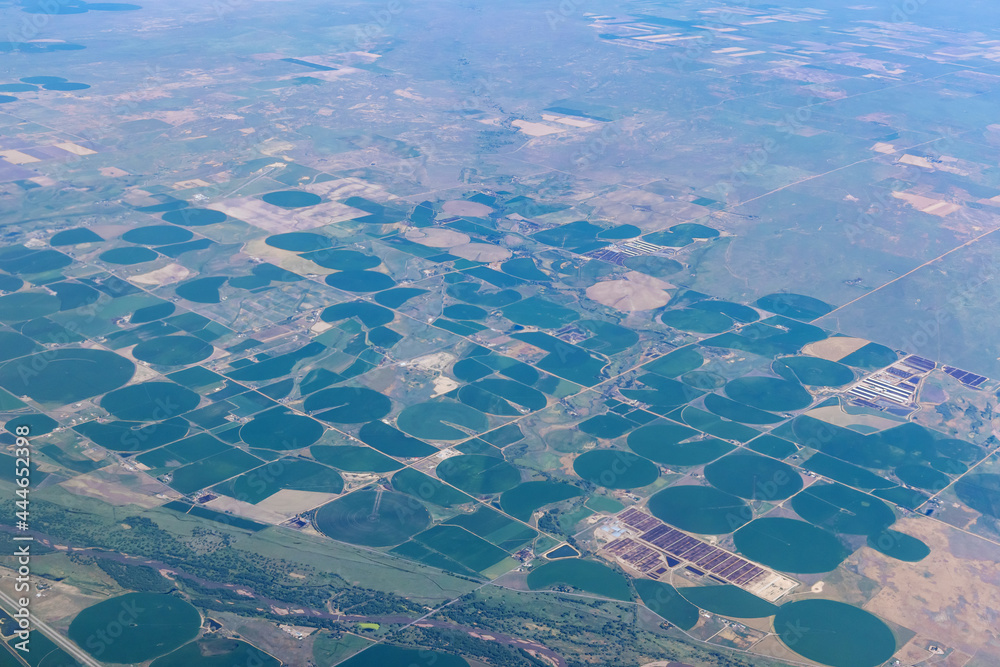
(0, 565, 100, 625)
(804, 405, 900, 431)
(55, 142, 97, 156)
(898, 153, 935, 169)
(450, 242, 511, 262)
(131, 262, 192, 286)
(205, 495, 287, 524)
(404, 227, 470, 247)
(244, 238, 335, 276)
(801, 336, 868, 361)
(432, 376, 460, 397)
(586, 271, 673, 311)
(278, 67, 359, 82)
(584, 189, 707, 231)
(541, 113, 595, 128)
(749, 635, 825, 666)
(173, 178, 210, 189)
(410, 351, 457, 372)
(207, 196, 369, 233)
(403, 228, 510, 260)
(0, 150, 39, 164)
(851, 516, 1000, 661)
(512, 120, 566, 136)
(60, 467, 180, 508)
(255, 490, 340, 517)
(893, 190, 962, 217)
(442, 199, 493, 216)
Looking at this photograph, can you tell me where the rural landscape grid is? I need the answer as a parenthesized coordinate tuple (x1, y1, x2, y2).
(1, 0, 1000, 666)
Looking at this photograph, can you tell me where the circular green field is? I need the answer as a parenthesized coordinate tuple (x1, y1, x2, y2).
(791, 483, 896, 535)
(724, 376, 812, 412)
(45, 81, 90, 91)
(311, 445, 402, 472)
(396, 401, 488, 440)
(68, 593, 201, 663)
(579, 414, 633, 439)
(151, 638, 280, 667)
(774, 599, 896, 667)
(661, 308, 733, 334)
(633, 579, 700, 630)
(648, 485, 750, 534)
(391, 468, 471, 507)
(51, 228, 102, 246)
(175, 276, 227, 303)
(101, 382, 200, 421)
(314, 490, 429, 547)
(304, 249, 380, 270)
(747, 435, 798, 459)
(627, 424, 733, 466)
(321, 301, 394, 327)
(894, 462, 949, 491)
(304, 386, 392, 423)
(704, 452, 803, 501)
(325, 270, 396, 292)
(99, 246, 159, 265)
(265, 231, 333, 251)
(0, 331, 38, 362)
(755, 293, 833, 321)
(452, 358, 492, 383)
(703, 394, 782, 425)
(681, 370, 725, 390)
(734, 518, 849, 573)
(131, 302, 176, 324)
(774, 356, 853, 387)
(501, 481, 583, 521)
(5, 414, 58, 437)
(839, 342, 898, 370)
(436, 454, 521, 494)
(599, 224, 641, 239)
(678, 584, 778, 618)
(443, 304, 488, 320)
(162, 208, 227, 226)
(240, 408, 324, 450)
(22, 76, 68, 85)
(50, 282, 100, 311)
(132, 335, 213, 366)
(526, 559, 632, 601)
(357, 421, 436, 458)
(262, 190, 322, 208)
(867, 529, 929, 562)
(691, 300, 760, 323)
(122, 225, 193, 245)
(0, 274, 23, 291)
(0, 348, 134, 405)
(75, 417, 189, 452)
(0, 248, 72, 274)
(573, 450, 659, 489)
(0, 291, 60, 322)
